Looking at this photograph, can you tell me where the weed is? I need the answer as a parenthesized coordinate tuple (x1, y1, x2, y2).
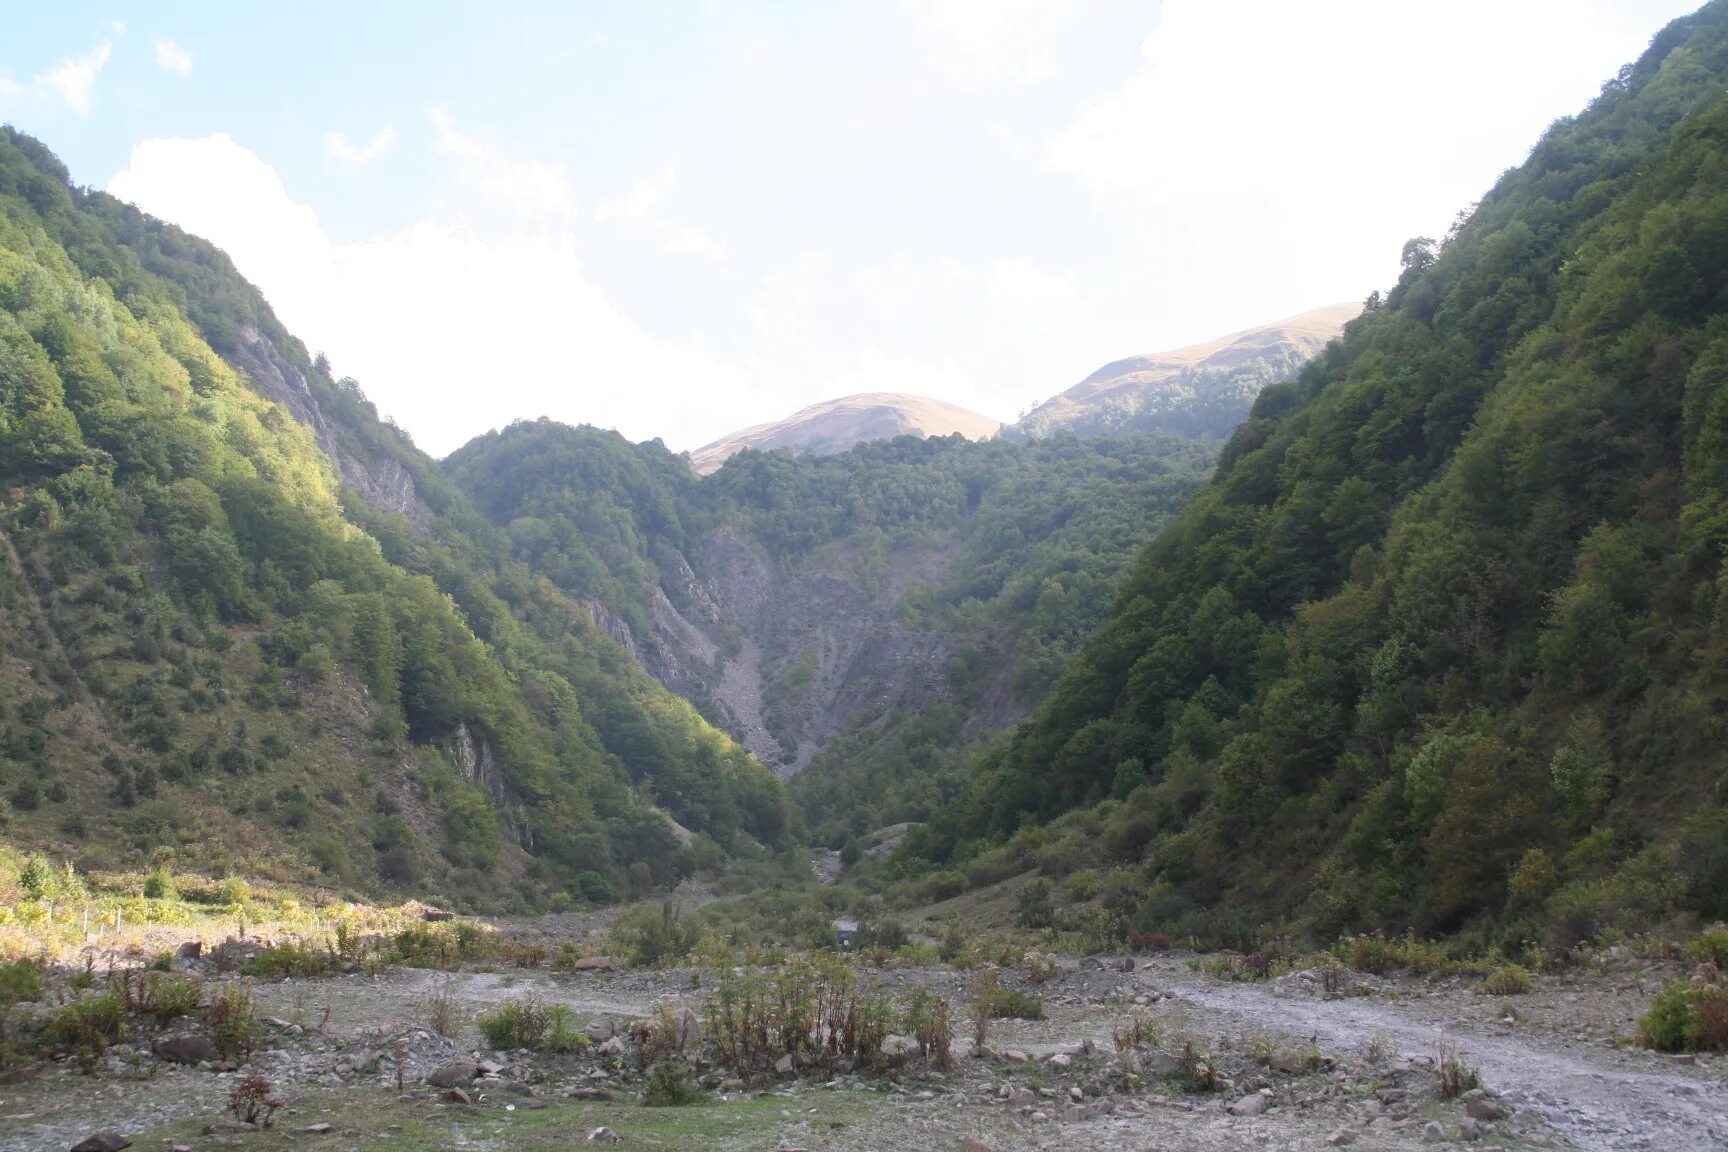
(1023, 950, 1059, 984)
(138, 972, 203, 1026)
(1437, 1040, 1481, 1098)
(0, 958, 45, 1005)
(1112, 1007, 1159, 1053)
(904, 985, 953, 1071)
(989, 988, 1045, 1020)
(206, 980, 257, 1062)
(1477, 964, 1535, 996)
(1361, 1031, 1396, 1065)
(643, 1059, 703, 1106)
(476, 996, 583, 1053)
(638, 1004, 697, 1067)
(228, 1074, 281, 1126)
(43, 988, 126, 1063)
(970, 966, 996, 1052)
(1176, 1039, 1222, 1092)
(416, 978, 460, 1039)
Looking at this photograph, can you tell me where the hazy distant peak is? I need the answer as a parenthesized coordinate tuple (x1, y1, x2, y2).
(690, 392, 1001, 475)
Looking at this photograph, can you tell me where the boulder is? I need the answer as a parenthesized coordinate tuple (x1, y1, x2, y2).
(1421, 1120, 1447, 1143)
(571, 956, 617, 972)
(597, 1035, 627, 1057)
(426, 1062, 480, 1088)
(1141, 1050, 1181, 1075)
(569, 1088, 615, 1101)
(154, 1036, 218, 1065)
(70, 1136, 131, 1152)
(775, 1052, 795, 1075)
(586, 1128, 621, 1143)
(585, 1017, 615, 1041)
(1462, 1095, 1506, 1122)
(1227, 1092, 1271, 1117)
(421, 906, 455, 922)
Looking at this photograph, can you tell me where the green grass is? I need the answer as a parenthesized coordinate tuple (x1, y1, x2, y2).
(142, 1085, 874, 1150)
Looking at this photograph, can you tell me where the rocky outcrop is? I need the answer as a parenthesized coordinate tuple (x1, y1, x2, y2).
(226, 327, 434, 530)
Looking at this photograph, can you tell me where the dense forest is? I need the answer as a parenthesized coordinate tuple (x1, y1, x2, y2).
(905, 2, 1728, 951)
(0, 127, 788, 910)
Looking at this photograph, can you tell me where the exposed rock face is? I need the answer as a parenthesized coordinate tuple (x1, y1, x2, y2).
(226, 327, 434, 530)
(592, 525, 1016, 779)
(451, 722, 530, 849)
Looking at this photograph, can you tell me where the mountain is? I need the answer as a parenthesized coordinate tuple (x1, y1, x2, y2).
(913, 3, 1728, 952)
(445, 421, 1217, 846)
(0, 128, 789, 911)
(688, 392, 1002, 475)
(1011, 303, 1360, 441)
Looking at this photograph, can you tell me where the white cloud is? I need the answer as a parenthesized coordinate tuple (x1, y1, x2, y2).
(595, 166, 725, 258)
(108, 133, 745, 455)
(325, 126, 396, 165)
(428, 107, 574, 217)
(901, 0, 1078, 89)
(39, 43, 111, 115)
(155, 39, 194, 76)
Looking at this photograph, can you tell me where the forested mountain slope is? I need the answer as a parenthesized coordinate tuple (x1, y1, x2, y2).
(0, 128, 788, 910)
(912, 3, 1728, 950)
(445, 422, 1216, 845)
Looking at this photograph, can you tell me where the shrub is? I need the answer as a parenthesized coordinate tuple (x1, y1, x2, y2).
(1112, 1007, 1159, 1053)
(138, 972, 203, 1026)
(989, 989, 1044, 1020)
(904, 985, 953, 1071)
(206, 980, 256, 1061)
(643, 1059, 703, 1106)
(1176, 1039, 1222, 1092)
(1639, 981, 1728, 1052)
(1023, 950, 1059, 984)
(245, 939, 341, 979)
(614, 900, 701, 968)
(1016, 878, 1054, 929)
(229, 1074, 281, 1126)
(969, 966, 997, 1051)
(142, 868, 177, 900)
(418, 978, 460, 1039)
(1437, 1045, 1482, 1098)
(706, 958, 891, 1075)
(0, 959, 45, 1005)
(1686, 927, 1728, 969)
(1476, 964, 1535, 996)
(43, 989, 126, 1058)
(476, 997, 583, 1053)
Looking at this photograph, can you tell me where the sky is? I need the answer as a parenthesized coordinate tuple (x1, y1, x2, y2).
(0, 1, 1704, 457)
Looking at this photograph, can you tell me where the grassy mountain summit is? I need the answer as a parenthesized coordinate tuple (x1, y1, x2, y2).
(0, 127, 788, 910)
(1011, 302, 1361, 441)
(911, 2, 1728, 951)
(688, 392, 1003, 476)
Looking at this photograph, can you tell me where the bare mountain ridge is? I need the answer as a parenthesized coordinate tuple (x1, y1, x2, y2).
(689, 392, 1002, 475)
(1014, 302, 1361, 440)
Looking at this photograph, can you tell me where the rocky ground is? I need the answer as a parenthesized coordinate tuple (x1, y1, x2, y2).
(2, 940, 1723, 1152)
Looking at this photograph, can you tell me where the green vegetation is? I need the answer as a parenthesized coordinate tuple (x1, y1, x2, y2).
(475, 996, 584, 1053)
(987, 987, 1044, 1020)
(1639, 980, 1728, 1051)
(0, 126, 787, 908)
(910, 3, 1728, 953)
(1477, 964, 1535, 996)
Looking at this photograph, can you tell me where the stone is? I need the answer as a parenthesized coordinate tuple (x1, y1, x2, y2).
(597, 1035, 627, 1057)
(476, 1059, 505, 1075)
(775, 1053, 796, 1075)
(1327, 1128, 1357, 1146)
(445, 1088, 472, 1104)
(426, 1062, 480, 1087)
(1113, 956, 1136, 972)
(571, 956, 618, 971)
(1422, 1120, 1447, 1143)
(1007, 1087, 1036, 1105)
(1228, 1092, 1271, 1116)
(586, 1128, 621, 1143)
(514, 1098, 550, 1109)
(569, 1088, 615, 1101)
(1459, 1116, 1483, 1141)
(961, 1141, 994, 1152)
(1001, 1049, 1029, 1064)
(1046, 1053, 1071, 1070)
(1068, 1086, 1084, 1102)
(70, 1136, 131, 1152)
(585, 1017, 616, 1041)
(883, 1034, 919, 1058)
(153, 1036, 218, 1064)
(1463, 1097, 1506, 1122)
(304, 1123, 333, 1134)
(1269, 1052, 1304, 1075)
(175, 940, 203, 960)
(1142, 1051, 1181, 1075)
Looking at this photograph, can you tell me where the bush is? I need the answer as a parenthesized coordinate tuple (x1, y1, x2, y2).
(614, 900, 700, 968)
(43, 989, 125, 1057)
(1016, 878, 1054, 929)
(138, 972, 203, 1026)
(1476, 964, 1534, 996)
(206, 980, 256, 1061)
(229, 1074, 281, 1126)
(245, 939, 341, 979)
(0, 959, 45, 1005)
(1639, 981, 1728, 1052)
(142, 868, 177, 900)
(1686, 927, 1728, 969)
(989, 988, 1045, 1020)
(643, 1059, 703, 1106)
(476, 997, 583, 1053)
